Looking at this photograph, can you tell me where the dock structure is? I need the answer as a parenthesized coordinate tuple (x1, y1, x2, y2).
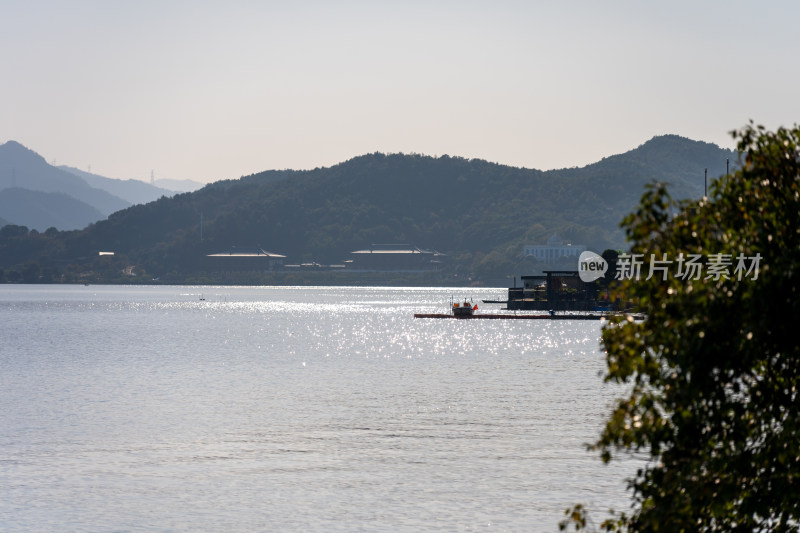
(413, 313, 609, 320)
(506, 270, 605, 311)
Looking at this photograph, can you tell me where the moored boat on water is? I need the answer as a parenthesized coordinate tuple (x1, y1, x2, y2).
(451, 299, 477, 317)
(413, 298, 643, 320)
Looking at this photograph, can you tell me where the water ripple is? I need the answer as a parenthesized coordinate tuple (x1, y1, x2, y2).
(0, 285, 636, 532)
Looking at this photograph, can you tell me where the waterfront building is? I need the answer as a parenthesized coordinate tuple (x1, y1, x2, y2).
(346, 244, 444, 271)
(205, 247, 286, 272)
(523, 233, 585, 264)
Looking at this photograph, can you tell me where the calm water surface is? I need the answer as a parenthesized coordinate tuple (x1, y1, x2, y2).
(0, 285, 636, 531)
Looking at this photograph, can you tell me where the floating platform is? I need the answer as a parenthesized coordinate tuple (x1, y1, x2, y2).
(414, 313, 611, 320)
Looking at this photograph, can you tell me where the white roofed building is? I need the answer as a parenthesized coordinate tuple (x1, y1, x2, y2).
(346, 244, 445, 271)
(523, 233, 585, 265)
(205, 247, 286, 272)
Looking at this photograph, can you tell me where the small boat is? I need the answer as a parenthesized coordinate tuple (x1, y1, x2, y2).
(451, 299, 477, 317)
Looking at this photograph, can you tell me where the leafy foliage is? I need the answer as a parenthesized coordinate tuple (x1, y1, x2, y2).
(562, 124, 800, 531)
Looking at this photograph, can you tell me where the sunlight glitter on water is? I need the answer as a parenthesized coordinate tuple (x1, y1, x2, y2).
(0, 285, 636, 532)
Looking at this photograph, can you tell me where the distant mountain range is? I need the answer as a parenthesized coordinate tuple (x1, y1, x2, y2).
(58, 166, 177, 205)
(0, 188, 104, 231)
(0, 141, 198, 231)
(0, 134, 739, 283)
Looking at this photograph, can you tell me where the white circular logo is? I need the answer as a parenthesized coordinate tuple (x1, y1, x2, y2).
(578, 251, 608, 282)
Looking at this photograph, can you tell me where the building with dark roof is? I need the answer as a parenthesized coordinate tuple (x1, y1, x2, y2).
(506, 270, 602, 311)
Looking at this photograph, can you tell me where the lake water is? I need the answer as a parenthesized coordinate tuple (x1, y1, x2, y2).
(0, 285, 636, 531)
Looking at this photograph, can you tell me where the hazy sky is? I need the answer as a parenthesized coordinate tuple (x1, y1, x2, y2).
(3, 1, 798, 183)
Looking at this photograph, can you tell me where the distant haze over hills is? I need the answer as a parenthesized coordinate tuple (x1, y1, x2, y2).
(152, 178, 205, 193)
(59, 166, 177, 205)
(0, 188, 104, 231)
(0, 141, 129, 216)
(0, 141, 193, 230)
(0, 133, 739, 282)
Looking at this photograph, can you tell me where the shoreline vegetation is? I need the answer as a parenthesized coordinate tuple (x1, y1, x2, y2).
(1, 135, 736, 286)
(0, 268, 494, 287)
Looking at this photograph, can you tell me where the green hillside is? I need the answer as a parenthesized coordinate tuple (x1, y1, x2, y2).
(0, 135, 737, 284)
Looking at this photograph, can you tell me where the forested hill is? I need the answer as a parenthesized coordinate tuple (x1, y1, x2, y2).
(0, 135, 737, 281)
